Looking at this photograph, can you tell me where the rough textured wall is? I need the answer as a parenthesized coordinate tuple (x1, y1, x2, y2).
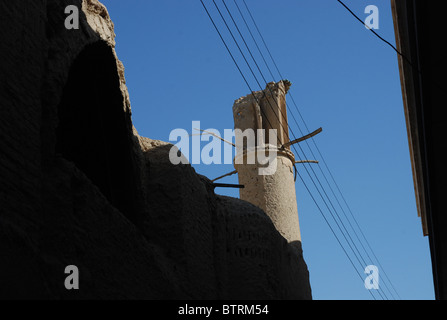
(138, 138, 311, 299)
(0, 0, 311, 299)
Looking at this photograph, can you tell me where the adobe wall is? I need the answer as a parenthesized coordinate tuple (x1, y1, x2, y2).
(0, 0, 311, 299)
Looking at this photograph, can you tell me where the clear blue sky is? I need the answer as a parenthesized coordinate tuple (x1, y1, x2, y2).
(100, 0, 434, 300)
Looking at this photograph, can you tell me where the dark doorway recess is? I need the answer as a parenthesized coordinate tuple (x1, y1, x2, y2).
(56, 41, 139, 224)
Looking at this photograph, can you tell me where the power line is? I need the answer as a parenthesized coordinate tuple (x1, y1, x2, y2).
(204, 0, 383, 300)
(240, 0, 400, 299)
(335, 0, 415, 71)
(240, 0, 397, 299)
(232, 0, 276, 81)
(210, 0, 290, 139)
(198, 0, 285, 148)
(336, 0, 447, 98)
(201, 0, 385, 299)
(236, 0, 397, 300)
(234, 0, 386, 298)
(210, 0, 303, 182)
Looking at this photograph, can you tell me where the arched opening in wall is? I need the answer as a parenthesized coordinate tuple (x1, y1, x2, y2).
(56, 41, 140, 224)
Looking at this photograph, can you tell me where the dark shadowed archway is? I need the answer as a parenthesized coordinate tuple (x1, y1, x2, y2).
(56, 41, 141, 225)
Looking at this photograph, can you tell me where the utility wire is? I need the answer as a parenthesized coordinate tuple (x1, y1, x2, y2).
(210, 0, 289, 139)
(335, 0, 415, 72)
(233, 0, 397, 299)
(241, 0, 400, 299)
(232, 0, 276, 81)
(219, 0, 383, 299)
(241, 0, 395, 299)
(208, 0, 383, 300)
(198, 0, 285, 149)
(336, 0, 446, 98)
(236, 0, 380, 287)
(202, 0, 384, 299)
